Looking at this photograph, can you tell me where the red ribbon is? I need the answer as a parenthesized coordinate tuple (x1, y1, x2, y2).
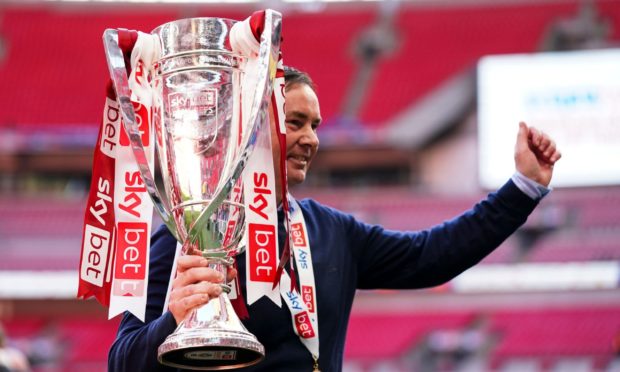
(77, 30, 138, 306)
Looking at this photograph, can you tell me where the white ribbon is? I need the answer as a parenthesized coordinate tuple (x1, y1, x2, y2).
(108, 32, 158, 321)
(280, 197, 319, 359)
(231, 14, 282, 306)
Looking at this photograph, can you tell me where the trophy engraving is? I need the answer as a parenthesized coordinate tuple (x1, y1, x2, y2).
(103, 10, 282, 370)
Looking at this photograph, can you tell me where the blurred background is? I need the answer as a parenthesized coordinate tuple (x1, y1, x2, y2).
(1, 0, 620, 371)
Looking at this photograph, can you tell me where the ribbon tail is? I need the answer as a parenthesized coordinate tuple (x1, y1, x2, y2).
(230, 260, 250, 319)
(289, 263, 298, 293)
(272, 237, 291, 289)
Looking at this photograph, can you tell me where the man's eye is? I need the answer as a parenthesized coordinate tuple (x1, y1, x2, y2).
(287, 120, 302, 127)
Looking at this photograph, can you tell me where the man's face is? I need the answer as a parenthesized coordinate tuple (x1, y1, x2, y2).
(272, 83, 322, 188)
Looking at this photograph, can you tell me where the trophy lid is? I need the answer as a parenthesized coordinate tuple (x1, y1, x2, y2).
(152, 17, 238, 58)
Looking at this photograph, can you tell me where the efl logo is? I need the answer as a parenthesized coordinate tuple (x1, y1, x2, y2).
(248, 223, 276, 282)
(119, 102, 150, 147)
(302, 285, 315, 313)
(80, 224, 111, 287)
(184, 350, 237, 361)
(294, 311, 315, 339)
(168, 89, 216, 115)
(290, 222, 307, 247)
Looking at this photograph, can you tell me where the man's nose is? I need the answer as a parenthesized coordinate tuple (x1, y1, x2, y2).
(299, 124, 319, 148)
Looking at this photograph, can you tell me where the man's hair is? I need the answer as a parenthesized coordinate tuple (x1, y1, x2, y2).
(283, 66, 316, 92)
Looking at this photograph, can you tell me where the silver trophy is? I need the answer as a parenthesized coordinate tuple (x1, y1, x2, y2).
(103, 10, 282, 370)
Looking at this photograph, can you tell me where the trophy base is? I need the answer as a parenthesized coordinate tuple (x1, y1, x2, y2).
(158, 328, 265, 370)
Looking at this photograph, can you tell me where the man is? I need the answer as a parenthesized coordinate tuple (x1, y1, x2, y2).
(108, 67, 561, 371)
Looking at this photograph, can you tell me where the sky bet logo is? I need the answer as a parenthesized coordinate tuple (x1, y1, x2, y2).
(291, 222, 307, 247)
(248, 223, 277, 283)
(168, 90, 216, 114)
(302, 285, 315, 313)
(112, 222, 148, 297)
(80, 224, 111, 287)
(287, 291, 316, 338)
(294, 311, 315, 339)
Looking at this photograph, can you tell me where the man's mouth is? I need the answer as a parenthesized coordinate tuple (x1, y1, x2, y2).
(288, 155, 308, 167)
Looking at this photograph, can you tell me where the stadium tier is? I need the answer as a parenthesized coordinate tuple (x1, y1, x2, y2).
(2, 1, 620, 130)
(1, 185, 619, 270)
(489, 307, 620, 370)
(344, 311, 474, 361)
(3, 306, 619, 371)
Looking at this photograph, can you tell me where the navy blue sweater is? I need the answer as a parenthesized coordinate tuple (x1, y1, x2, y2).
(109, 180, 538, 371)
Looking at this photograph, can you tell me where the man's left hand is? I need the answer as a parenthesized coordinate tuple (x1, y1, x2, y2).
(514, 121, 562, 187)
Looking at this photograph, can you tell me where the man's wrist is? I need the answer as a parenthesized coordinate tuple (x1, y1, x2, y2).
(511, 171, 551, 200)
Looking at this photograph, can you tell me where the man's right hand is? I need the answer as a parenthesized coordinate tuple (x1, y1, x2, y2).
(168, 255, 237, 325)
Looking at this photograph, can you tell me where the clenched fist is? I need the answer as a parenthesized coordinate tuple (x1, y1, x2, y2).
(514, 122, 562, 187)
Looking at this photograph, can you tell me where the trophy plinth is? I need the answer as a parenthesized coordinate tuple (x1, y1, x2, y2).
(158, 296, 264, 370)
(159, 332, 264, 370)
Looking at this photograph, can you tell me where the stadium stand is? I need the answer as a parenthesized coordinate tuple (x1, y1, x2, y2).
(1, 185, 618, 272)
(341, 305, 620, 371)
(1, 1, 619, 371)
(6, 306, 618, 371)
(489, 306, 620, 370)
(2, 1, 620, 131)
(344, 311, 475, 361)
(528, 230, 620, 263)
(3, 316, 119, 372)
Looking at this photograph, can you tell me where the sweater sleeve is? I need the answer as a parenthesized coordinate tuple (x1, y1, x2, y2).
(108, 225, 180, 372)
(354, 180, 538, 289)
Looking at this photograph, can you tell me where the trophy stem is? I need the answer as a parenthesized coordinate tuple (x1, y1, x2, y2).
(204, 254, 235, 294)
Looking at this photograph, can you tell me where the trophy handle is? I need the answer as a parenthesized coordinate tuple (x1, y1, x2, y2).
(185, 10, 282, 249)
(102, 29, 179, 240)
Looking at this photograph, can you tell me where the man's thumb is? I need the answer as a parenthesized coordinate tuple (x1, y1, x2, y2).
(516, 121, 529, 152)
